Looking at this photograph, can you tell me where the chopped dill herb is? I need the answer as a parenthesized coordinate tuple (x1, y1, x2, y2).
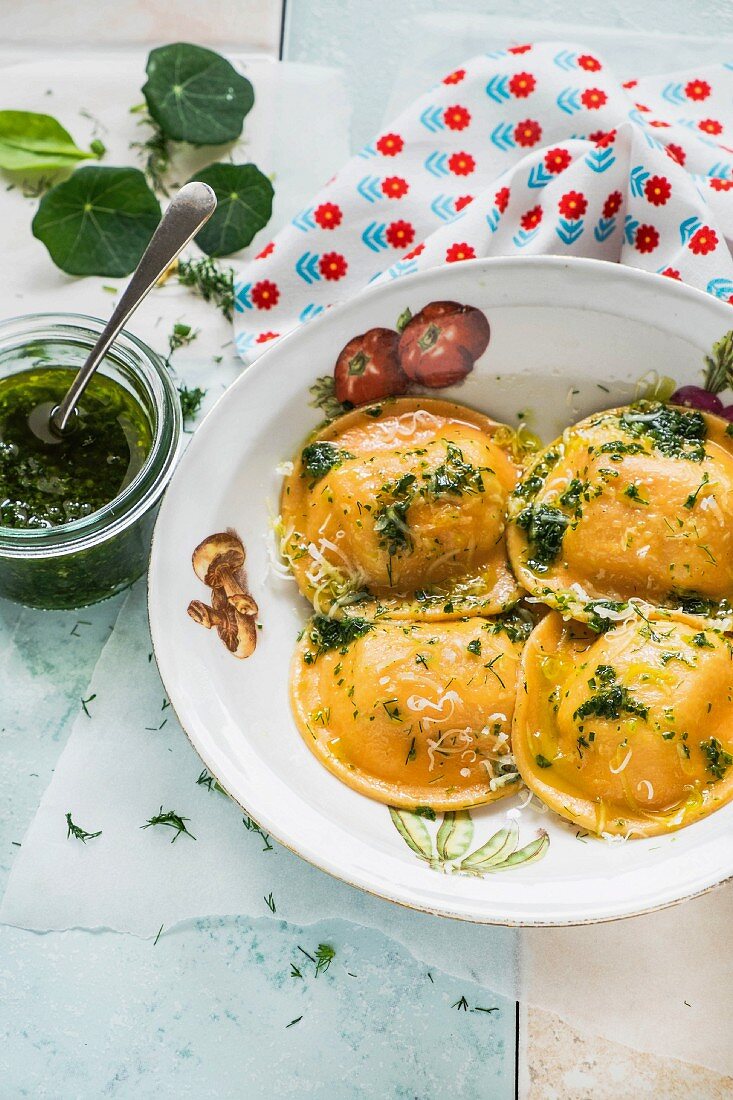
(315, 943, 335, 976)
(130, 114, 171, 194)
(452, 996, 469, 1011)
(286, 1016, 303, 1028)
(515, 504, 569, 572)
(415, 653, 429, 669)
(467, 639, 482, 656)
(513, 449, 560, 499)
(674, 592, 716, 617)
(178, 385, 206, 428)
(290, 963, 303, 979)
(487, 610, 534, 644)
(374, 474, 416, 558)
(683, 472, 710, 510)
(141, 807, 196, 843)
(242, 814, 273, 851)
(558, 477, 589, 511)
(623, 483, 649, 505)
(700, 737, 733, 781)
(573, 665, 649, 723)
(264, 892, 276, 913)
(177, 257, 235, 320)
(620, 404, 707, 462)
(196, 768, 226, 795)
(303, 615, 372, 663)
(597, 439, 645, 461)
(166, 322, 198, 368)
(535, 754, 553, 769)
(65, 812, 102, 843)
(426, 443, 486, 497)
(691, 632, 714, 648)
(301, 440, 353, 484)
(80, 693, 96, 717)
(586, 600, 627, 634)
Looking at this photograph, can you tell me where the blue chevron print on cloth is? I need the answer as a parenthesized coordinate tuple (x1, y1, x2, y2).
(233, 42, 733, 361)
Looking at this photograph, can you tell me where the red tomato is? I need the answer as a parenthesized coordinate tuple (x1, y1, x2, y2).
(334, 327, 408, 406)
(398, 301, 490, 387)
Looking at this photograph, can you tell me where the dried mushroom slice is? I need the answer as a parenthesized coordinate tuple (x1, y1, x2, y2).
(513, 609, 733, 837)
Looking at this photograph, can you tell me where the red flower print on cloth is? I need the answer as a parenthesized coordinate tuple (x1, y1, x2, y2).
(514, 119, 542, 147)
(603, 191, 623, 218)
(578, 54, 602, 72)
(661, 268, 681, 280)
(455, 195, 473, 211)
(494, 186, 511, 213)
(520, 206, 543, 230)
(649, 120, 671, 129)
(699, 119, 722, 135)
(443, 68, 465, 85)
(558, 191, 587, 219)
(444, 105, 471, 130)
(256, 241, 274, 259)
(448, 151, 476, 176)
(711, 178, 733, 191)
(622, 79, 638, 89)
(644, 176, 672, 206)
(445, 242, 476, 263)
(376, 132, 404, 156)
(251, 280, 279, 309)
(403, 242, 425, 260)
(591, 129, 617, 146)
(635, 224, 659, 253)
(314, 202, 342, 230)
(544, 147, 572, 173)
(685, 79, 711, 101)
(386, 220, 415, 249)
(382, 176, 409, 199)
(508, 44, 532, 54)
(319, 252, 348, 280)
(509, 72, 536, 98)
(256, 331, 279, 343)
(689, 226, 718, 255)
(581, 88, 607, 110)
(666, 143, 686, 166)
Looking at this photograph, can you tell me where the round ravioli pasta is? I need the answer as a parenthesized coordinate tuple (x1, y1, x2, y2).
(290, 613, 530, 810)
(513, 610, 733, 837)
(280, 397, 522, 620)
(507, 402, 733, 628)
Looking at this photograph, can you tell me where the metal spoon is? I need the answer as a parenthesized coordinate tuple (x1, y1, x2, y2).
(49, 181, 217, 437)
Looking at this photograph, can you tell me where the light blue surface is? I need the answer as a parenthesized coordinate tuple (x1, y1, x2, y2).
(0, 596, 516, 1097)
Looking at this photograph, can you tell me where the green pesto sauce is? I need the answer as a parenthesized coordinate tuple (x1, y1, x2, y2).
(0, 367, 152, 529)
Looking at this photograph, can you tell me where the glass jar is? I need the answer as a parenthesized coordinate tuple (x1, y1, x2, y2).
(0, 313, 181, 609)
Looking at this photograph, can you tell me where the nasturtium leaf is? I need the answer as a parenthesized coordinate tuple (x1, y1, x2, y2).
(32, 166, 161, 277)
(0, 111, 96, 171)
(142, 43, 254, 145)
(187, 162, 273, 256)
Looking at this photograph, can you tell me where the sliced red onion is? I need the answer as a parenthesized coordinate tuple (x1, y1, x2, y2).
(670, 386, 723, 413)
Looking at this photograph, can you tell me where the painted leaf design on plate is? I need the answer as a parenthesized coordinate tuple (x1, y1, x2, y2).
(459, 822, 519, 871)
(483, 831, 550, 872)
(436, 810, 474, 861)
(388, 807, 434, 862)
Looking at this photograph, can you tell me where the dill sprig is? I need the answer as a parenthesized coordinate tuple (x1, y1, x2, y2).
(65, 812, 102, 843)
(703, 329, 733, 394)
(142, 807, 196, 843)
(264, 892, 276, 913)
(242, 814, 273, 851)
(130, 114, 172, 195)
(178, 385, 207, 430)
(314, 943, 335, 976)
(166, 322, 198, 369)
(452, 996, 469, 1011)
(196, 768, 226, 795)
(177, 258, 235, 321)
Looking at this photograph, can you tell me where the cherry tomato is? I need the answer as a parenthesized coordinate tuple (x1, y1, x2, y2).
(334, 327, 408, 406)
(398, 301, 490, 388)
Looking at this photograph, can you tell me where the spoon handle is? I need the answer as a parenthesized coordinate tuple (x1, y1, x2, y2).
(52, 181, 217, 434)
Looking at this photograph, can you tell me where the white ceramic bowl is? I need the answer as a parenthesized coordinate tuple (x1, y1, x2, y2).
(149, 256, 733, 925)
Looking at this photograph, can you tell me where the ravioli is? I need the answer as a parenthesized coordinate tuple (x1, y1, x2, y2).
(513, 610, 733, 837)
(290, 613, 530, 810)
(507, 402, 733, 628)
(280, 397, 521, 620)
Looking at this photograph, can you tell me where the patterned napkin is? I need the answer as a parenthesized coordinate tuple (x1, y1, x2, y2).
(233, 41, 733, 359)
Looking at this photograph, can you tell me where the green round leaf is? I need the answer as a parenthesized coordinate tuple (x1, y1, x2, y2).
(32, 166, 161, 277)
(142, 43, 254, 145)
(187, 162, 273, 257)
(0, 110, 94, 172)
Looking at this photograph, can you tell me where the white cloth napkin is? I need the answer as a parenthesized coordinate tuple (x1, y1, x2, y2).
(233, 41, 733, 360)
